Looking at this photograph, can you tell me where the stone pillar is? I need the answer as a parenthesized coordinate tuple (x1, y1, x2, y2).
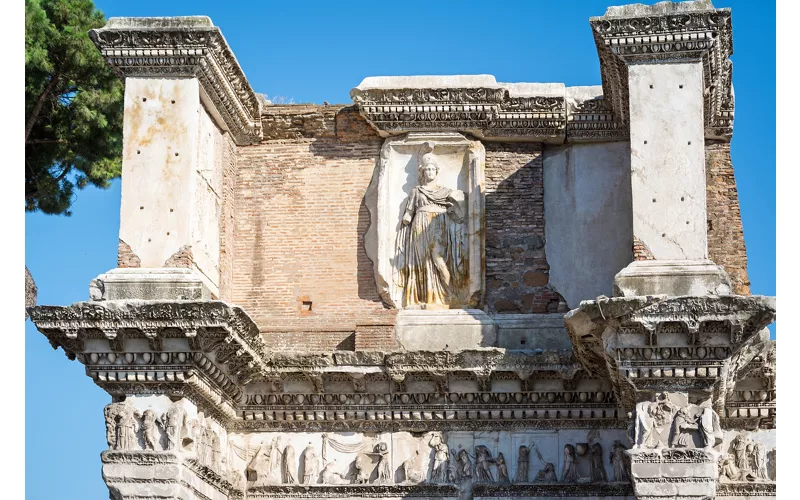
(591, 0, 735, 297)
(88, 17, 262, 301)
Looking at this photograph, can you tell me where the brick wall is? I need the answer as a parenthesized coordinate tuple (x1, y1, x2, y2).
(484, 143, 566, 313)
(706, 140, 750, 295)
(219, 133, 237, 302)
(233, 105, 393, 340)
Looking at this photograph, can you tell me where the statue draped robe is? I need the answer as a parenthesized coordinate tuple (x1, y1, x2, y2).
(395, 184, 467, 308)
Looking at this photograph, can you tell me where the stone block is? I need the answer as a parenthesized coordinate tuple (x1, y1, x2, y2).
(493, 313, 572, 350)
(613, 260, 732, 297)
(395, 309, 497, 350)
(634, 481, 677, 497)
(90, 268, 211, 301)
(675, 480, 716, 497)
(630, 462, 662, 479)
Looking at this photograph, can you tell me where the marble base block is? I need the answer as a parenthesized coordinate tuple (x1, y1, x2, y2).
(627, 448, 719, 499)
(90, 268, 212, 301)
(613, 260, 732, 297)
(395, 309, 496, 350)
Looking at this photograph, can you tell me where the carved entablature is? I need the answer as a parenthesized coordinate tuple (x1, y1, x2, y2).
(565, 88, 628, 142)
(564, 295, 776, 414)
(350, 77, 568, 143)
(590, 4, 735, 139)
(89, 17, 262, 145)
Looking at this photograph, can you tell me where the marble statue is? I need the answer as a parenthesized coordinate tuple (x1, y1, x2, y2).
(633, 393, 677, 449)
(610, 441, 628, 482)
(699, 406, 723, 449)
(395, 143, 467, 309)
(561, 445, 577, 483)
(590, 443, 607, 482)
(733, 432, 750, 472)
(352, 455, 370, 484)
(302, 443, 319, 484)
(515, 445, 530, 482)
(719, 454, 743, 482)
(429, 433, 450, 483)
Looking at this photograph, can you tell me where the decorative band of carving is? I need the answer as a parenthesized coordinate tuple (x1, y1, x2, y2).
(89, 24, 262, 145)
(590, 8, 734, 139)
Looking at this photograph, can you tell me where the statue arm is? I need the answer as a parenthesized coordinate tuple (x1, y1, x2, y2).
(402, 190, 416, 225)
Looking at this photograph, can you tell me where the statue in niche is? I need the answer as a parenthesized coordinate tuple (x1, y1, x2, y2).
(610, 441, 628, 482)
(561, 445, 578, 483)
(590, 443, 607, 482)
(395, 142, 467, 309)
(283, 444, 297, 484)
(402, 450, 426, 484)
(496, 453, 509, 483)
(428, 433, 450, 483)
(141, 409, 159, 451)
(160, 402, 189, 451)
(514, 445, 531, 482)
(474, 446, 495, 483)
(302, 443, 319, 484)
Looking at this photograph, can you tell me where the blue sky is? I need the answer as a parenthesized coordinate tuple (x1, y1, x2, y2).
(25, 1, 775, 498)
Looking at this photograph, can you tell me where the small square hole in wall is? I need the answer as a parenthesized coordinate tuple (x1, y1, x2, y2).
(520, 338, 527, 346)
(302, 301, 312, 312)
(298, 295, 313, 316)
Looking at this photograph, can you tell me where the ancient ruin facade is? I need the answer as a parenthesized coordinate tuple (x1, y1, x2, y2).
(28, 2, 776, 499)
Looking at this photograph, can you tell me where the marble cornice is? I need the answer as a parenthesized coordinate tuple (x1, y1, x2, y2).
(89, 17, 262, 145)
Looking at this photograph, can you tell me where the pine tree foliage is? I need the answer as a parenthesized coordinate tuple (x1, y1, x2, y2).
(25, 0, 123, 215)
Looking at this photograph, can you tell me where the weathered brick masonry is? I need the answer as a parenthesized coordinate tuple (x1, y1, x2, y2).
(484, 143, 566, 314)
(706, 140, 750, 295)
(233, 105, 393, 343)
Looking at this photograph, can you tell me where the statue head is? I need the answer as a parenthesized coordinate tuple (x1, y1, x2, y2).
(417, 142, 439, 184)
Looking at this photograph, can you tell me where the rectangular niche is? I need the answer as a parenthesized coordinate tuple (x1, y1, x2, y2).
(365, 132, 485, 309)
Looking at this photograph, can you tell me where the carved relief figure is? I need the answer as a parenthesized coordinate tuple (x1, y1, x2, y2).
(561, 445, 578, 483)
(699, 406, 723, 449)
(141, 409, 159, 450)
(670, 407, 698, 448)
(610, 441, 628, 482)
(114, 403, 141, 451)
(103, 404, 116, 449)
(211, 431, 221, 469)
(321, 460, 348, 485)
(515, 445, 531, 483)
(534, 463, 557, 483)
(246, 441, 275, 487)
(474, 445, 495, 483)
(733, 433, 750, 473)
(402, 450, 426, 484)
(160, 402, 188, 451)
(302, 443, 319, 485)
(268, 436, 282, 483)
(395, 143, 467, 308)
(496, 452, 509, 483)
(372, 442, 392, 484)
(456, 449, 472, 481)
(352, 455, 370, 484)
(590, 443, 607, 482)
(719, 454, 742, 482)
(754, 442, 768, 480)
(429, 433, 450, 483)
(633, 393, 676, 449)
(283, 444, 297, 484)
